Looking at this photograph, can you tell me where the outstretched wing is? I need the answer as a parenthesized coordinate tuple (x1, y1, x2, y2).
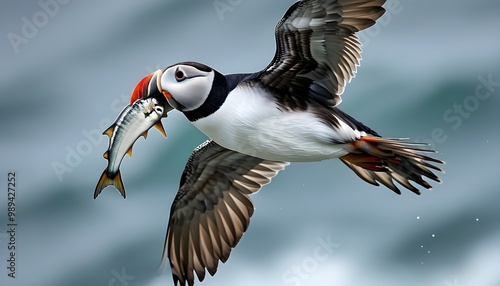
(161, 140, 288, 286)
(257, 0, 386, 110)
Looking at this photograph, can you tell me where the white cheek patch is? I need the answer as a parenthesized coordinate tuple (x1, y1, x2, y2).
(179, 71, 214, 111)
(160, 68, 215, 111)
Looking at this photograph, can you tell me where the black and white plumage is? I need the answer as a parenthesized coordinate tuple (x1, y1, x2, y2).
(134, 0, 445, 285)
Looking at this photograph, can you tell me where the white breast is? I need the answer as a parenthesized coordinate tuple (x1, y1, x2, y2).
(191, 85, 360, 162)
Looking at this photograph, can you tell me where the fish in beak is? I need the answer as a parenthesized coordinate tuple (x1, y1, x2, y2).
(94, 70, 173, 199)
(130, 69, 173, 135)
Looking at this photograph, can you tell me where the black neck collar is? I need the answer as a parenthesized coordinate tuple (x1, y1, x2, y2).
(183, 70, 228, 122)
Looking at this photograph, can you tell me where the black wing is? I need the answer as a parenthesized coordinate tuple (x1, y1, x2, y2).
(256, 0, 386, 110)
(161, 140, 288, 285)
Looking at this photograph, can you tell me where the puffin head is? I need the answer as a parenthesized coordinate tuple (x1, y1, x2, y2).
(159, 62, 218, 113)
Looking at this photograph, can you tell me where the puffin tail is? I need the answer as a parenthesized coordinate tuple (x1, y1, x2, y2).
(340, 136, 444, 194)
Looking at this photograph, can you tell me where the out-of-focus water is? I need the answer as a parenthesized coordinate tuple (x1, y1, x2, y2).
(1, 0, 499, 285)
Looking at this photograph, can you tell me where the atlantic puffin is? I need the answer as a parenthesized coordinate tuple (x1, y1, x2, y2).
(131, 0, 444, 284)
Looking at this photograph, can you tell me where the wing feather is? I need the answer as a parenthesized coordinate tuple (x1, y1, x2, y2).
(255, 0, 386, 110)
(162, 140, 288, 285)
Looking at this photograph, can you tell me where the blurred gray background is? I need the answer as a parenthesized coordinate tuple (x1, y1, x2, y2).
(1, 0, 499, 285)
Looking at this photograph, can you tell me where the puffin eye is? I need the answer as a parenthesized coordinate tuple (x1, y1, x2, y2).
(174, 69, 186, 82)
